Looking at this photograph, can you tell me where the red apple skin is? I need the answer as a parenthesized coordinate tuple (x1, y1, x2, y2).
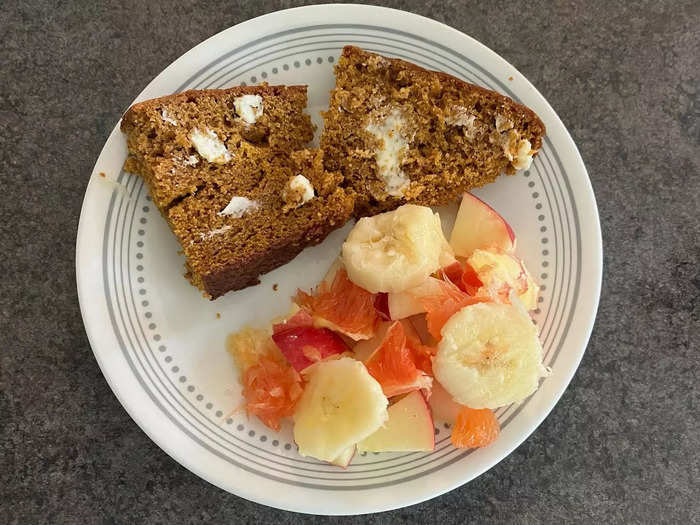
(468, 193, 516, 244)
(272, 326, 347, 372)
(272, 310, 313, 334)
(450, 193, 516, 257)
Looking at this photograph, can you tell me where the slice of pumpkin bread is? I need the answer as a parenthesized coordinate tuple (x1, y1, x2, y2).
(121, 85, 354, 298)
(321, 46, 546, 216)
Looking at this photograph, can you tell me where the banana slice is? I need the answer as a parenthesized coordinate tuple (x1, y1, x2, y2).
(342, 205, 447, 293)
(433, 302, 547, 409)
(293, 357, 388, 462)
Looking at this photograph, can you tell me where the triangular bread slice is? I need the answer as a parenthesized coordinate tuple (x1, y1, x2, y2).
(321, 46, 546, 216)
(121, 86, 354, 298)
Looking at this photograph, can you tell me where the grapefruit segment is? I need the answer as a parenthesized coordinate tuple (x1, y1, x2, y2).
(450, 407, 500, 448)
(441, 261, 483, 296)
(227, 327, 284, 379)
(460, 263, 484, 296)
(358, 321, 433, 398)
(241, 356, 304, 432)
(295, 268, 378, 340)
(421, 278, 487, 340)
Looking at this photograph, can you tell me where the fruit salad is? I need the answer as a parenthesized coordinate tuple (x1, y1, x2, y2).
(227, 194, 549, 466)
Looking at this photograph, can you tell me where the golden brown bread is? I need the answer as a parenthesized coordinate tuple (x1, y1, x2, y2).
(321, 46, 546, 216)
(121, 85, 354, 299)
(121, 85, 315, 212)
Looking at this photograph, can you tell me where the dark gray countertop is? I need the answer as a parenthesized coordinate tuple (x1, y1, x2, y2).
(2, 1, 698, 523)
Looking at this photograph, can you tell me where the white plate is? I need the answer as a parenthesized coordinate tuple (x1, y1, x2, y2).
(76, 4, 602, 515)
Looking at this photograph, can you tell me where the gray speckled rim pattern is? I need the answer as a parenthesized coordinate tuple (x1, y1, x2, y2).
(102, 25, 581, 489)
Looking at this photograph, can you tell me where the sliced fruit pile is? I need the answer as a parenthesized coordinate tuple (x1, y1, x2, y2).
(227, 196, 549, 467)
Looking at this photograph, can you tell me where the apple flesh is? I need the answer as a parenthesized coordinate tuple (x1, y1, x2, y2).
(428, 381, 464, 425)
(450, 193, 515, 257)
(387, 277, 445, 320)
(272, 326, 347, 372)
(358, 391, 435, 452)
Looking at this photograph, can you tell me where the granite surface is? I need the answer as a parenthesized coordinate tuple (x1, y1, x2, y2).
(1, 0, 698, 522)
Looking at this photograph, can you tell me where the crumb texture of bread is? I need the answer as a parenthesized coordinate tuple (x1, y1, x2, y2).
(121, 85, 314, 211)
(168, 150, 353, 298)
(121, 86, 354, 299)
(321, 46, 547, 216)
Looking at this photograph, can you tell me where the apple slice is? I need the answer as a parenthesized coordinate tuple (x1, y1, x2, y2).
(387, 277, 445, 320)
(428, 381, 464, 425)
(272, 326, 347, 372)
(272, 309, 313, 334)
(328, 445, 356, 468)
(358, 391, 435, 452)
(450, 193, 515, 257)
